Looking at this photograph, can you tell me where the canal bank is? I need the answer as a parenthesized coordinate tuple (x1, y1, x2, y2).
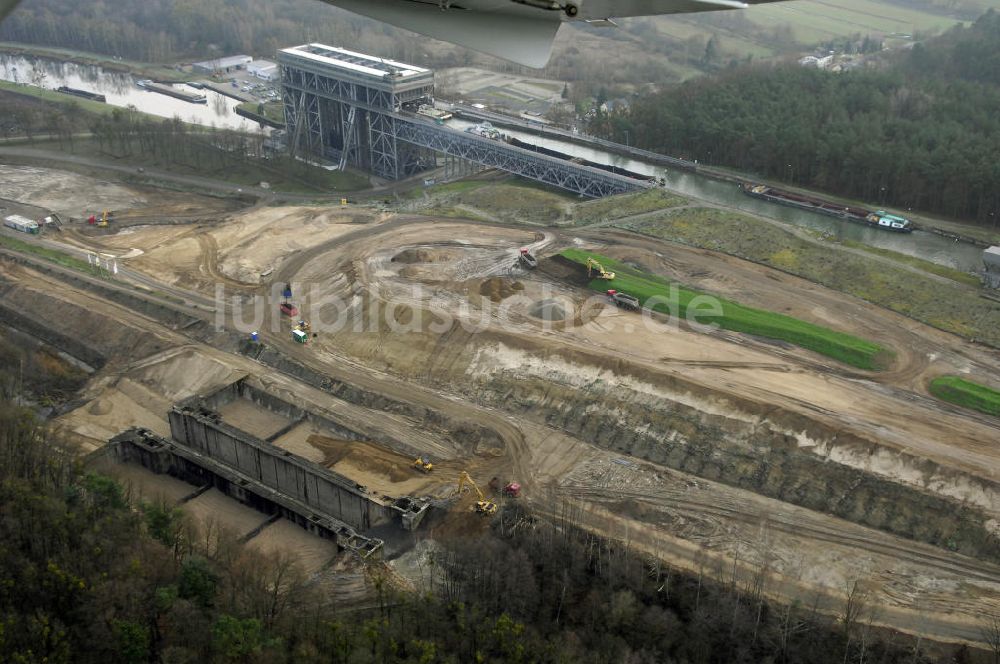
(446, 115, 988, 273)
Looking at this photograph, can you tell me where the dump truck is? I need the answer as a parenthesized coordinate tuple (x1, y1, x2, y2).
(518, 248, 538, 269)
(607, 289, 640, 311)
(489, 477, 522, 498)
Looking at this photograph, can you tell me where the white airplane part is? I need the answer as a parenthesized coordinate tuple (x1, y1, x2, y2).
(322, 0, 562, 68)
(319, 0, 785, 67)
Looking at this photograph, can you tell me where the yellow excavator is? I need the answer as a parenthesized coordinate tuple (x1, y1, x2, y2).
(412, 456, 433, 473)
(457, 471, 497, 516)
(586, 257, 615, 280)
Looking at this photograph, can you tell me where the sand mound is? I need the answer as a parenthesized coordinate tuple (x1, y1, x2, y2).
(337, 449, 412, 483)
(392, 247, 456, 264)
(529, 299, 566, 321)
(88, 398, 113, 415)
(479, 277, 524, 303)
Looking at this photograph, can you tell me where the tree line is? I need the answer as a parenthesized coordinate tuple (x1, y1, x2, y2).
(598, 11, 1000, 225)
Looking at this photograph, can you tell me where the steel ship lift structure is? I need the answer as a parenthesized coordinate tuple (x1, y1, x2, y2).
(278, 43, 647, 198)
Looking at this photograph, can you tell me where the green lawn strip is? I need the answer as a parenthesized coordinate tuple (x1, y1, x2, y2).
(929, 376, 1000, 418)
(561, 248, 889, 370)
(0, 233, 93, 272)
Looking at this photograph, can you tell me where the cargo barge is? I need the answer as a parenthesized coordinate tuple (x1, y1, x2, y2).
(136, 79, 207, 104)
(741, 183, 913, 232)
(56, 86, 106, 103)
(509, 136, 659, 184)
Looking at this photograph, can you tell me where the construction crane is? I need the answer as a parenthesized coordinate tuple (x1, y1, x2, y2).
(412, 456, 433, 473)
(586, 257, 615, 280)
(457, 471, 497, 515)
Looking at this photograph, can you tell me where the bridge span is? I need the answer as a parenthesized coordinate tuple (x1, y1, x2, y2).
(278, 43, 649, 198)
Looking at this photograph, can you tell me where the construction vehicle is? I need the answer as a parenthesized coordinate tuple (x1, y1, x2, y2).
(489, 476, 522, 497)
(518, 248, 538, 269)
(297, 320, 310, 331)
(457, 471, 497, 515)
(86, 210, 114, 227)
(586, 257, 615, 280)
(607, 289, 640, 311)
(412, 456, 433, 473)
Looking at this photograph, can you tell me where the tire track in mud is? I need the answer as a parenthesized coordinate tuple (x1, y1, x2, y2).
(560, 482, 1000, 586)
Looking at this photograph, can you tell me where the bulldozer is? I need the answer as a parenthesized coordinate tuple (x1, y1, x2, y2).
(586, 257, 615, 280)
(457, 471, 497, 516)
(412, 456, 433, 473)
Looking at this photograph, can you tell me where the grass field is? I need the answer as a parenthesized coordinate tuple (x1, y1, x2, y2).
(620, 207, 1000, 346)
(0, 233, 92, 272)
(572, 189, 687, 226)
(561, 248, 889, 370)
(642, 0, 1000, 65)
(413, 180, 575, 224)
(0, 80, 125, 116)
(836, 239, 982, 287)
(929, 376, 1000, 417)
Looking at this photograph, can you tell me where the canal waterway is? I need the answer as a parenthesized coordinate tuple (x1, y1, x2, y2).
(449, 117, 984, 273)
(0, 54, 265, 132)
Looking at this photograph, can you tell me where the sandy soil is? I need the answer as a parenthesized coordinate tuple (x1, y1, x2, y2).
(0, 164, 238, 222)
(261, 216, 1000, 645)
(217, 398, 292, 439)
(13, 194, 1000, 647)
(184, 488, 271, 537)
(0, 164, 147, 218)
(247, 518, 339, 575)
(102, 461, 199, 504)
(66, 204, 385, 290)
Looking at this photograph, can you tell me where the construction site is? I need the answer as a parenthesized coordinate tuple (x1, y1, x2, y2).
(3, 147, 1000, 653)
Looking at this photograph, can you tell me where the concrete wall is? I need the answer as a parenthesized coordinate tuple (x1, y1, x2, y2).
(201, 379, 371, 444)
(105, 428, 385, 557)
(985, 247, 1000, 289)
(168, 405, 397, 532)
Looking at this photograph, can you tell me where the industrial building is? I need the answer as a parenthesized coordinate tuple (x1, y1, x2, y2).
(192, 55, 253, 75)
(277, 43, 646, 197)
(247, 59, 279, 81)
(985, 246, 1000, 288)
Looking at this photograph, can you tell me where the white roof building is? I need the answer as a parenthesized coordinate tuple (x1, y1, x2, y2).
(192, 55, 253, 74)
(247, 59, 279, 81)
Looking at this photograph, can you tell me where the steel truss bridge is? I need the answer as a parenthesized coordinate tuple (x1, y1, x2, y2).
(278, 44, 648, 198)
